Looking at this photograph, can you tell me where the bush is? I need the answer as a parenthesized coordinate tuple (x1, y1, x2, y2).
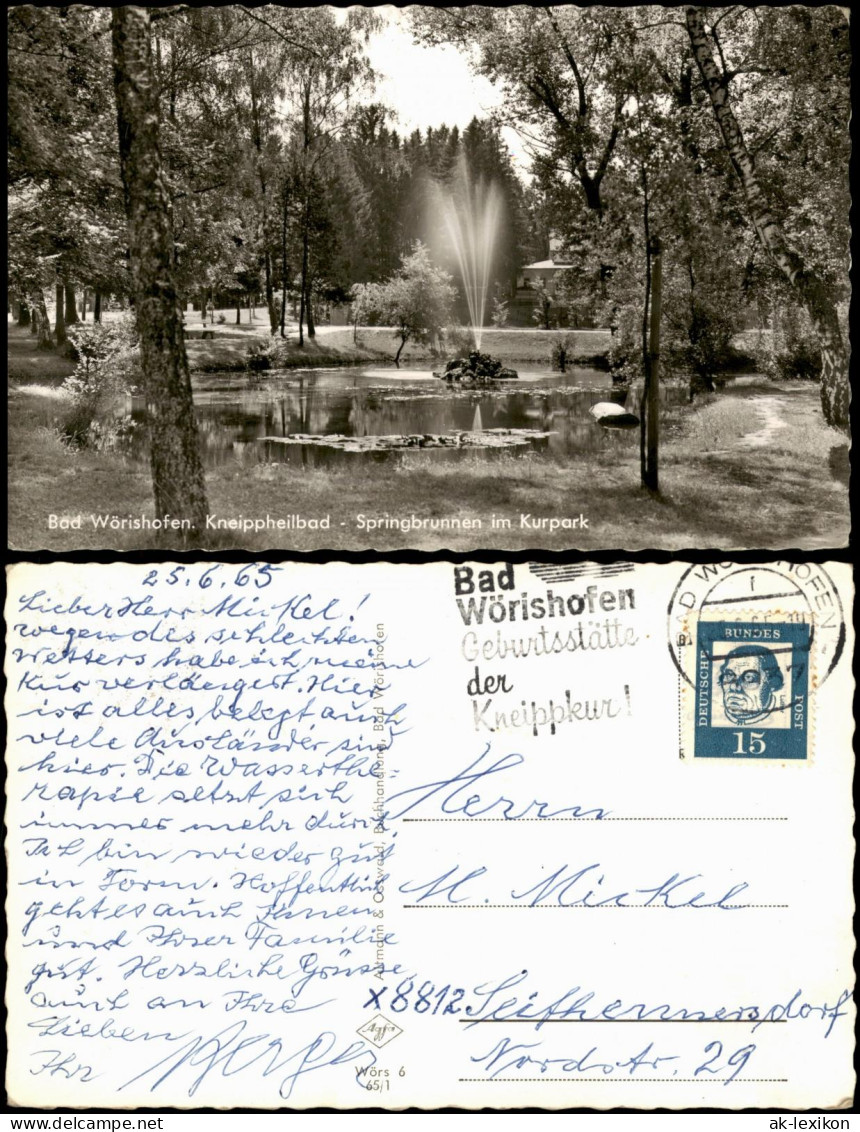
(685, 300, 736, 382)
(531, 279, 554, 329)
(758, 305, 822, 382)
(490, 296, 509, 328)
(606, 305, 642, 384)
(549, 334, 577, 372)
(770, 339, 822, 382)
(59, 318, 140, 450)
(252, 341, 279, 370)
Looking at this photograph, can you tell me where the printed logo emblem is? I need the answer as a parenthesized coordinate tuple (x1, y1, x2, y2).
(357, 1014, 403, 1048)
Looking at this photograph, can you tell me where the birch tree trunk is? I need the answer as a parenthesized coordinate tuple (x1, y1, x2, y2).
(30, 289, 54, 350)
(112, 5, 208, 543)
(686, 6, 849, 431)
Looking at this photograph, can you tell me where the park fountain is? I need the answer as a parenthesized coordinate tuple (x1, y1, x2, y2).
(440, 156, 502, 353)
(431, 159, 519, 383)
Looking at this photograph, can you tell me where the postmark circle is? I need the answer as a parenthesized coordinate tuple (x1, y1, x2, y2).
(667, 562, 845, 688)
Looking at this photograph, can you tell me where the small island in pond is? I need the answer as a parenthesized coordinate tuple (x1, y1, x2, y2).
(434, 350, 518, 383)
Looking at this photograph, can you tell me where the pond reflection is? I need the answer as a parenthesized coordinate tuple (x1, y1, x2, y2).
(115, 363, 686, 469)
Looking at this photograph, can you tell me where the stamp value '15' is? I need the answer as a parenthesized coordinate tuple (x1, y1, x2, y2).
(690, 619, 810, 760)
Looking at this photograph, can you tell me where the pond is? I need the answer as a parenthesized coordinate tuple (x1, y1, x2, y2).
(123, 363, 689, 470)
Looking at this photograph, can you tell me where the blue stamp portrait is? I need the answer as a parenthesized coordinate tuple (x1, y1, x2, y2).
(694, 620, 810, 760)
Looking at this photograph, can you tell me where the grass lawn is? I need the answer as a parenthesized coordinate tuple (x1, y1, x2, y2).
(8, 340, 76, 382)
(7, 324, 849, 552)
(319, 325, 613, 365)
(184, 334, 383, 371)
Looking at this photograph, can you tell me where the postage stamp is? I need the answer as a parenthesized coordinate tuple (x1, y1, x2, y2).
(678, 613, 813, 762)
(691, 619, 811, 760)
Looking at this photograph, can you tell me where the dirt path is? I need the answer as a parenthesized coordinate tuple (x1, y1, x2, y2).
(736, 395, 788, 448)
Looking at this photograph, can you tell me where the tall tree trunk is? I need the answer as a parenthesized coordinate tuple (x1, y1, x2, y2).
(246, 47, 278, 336)
(298, 209, 310, 348)
(30, 289, 53, 350)
(394, 335, 407, 368)
(64, 281, 78, 325)
(639, 236, 650, 488)
(640, 182, 652, 378)
(297, 190, 313, 347)
(236, 304, 241, 325)
(54, 282, 66, 345)
(80, 289, 88, 321)
(17, 300, 31, 327)
(306, 279, 315, 338)
(264, 249, 277, 334)
(297, 81, 313, 349)
(94, 290, 102, 322)
(643, 237, 662, 494)
(686, 6, 849, 431)
(279, 178, 289, 338)
(112, 5, 208, 544)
